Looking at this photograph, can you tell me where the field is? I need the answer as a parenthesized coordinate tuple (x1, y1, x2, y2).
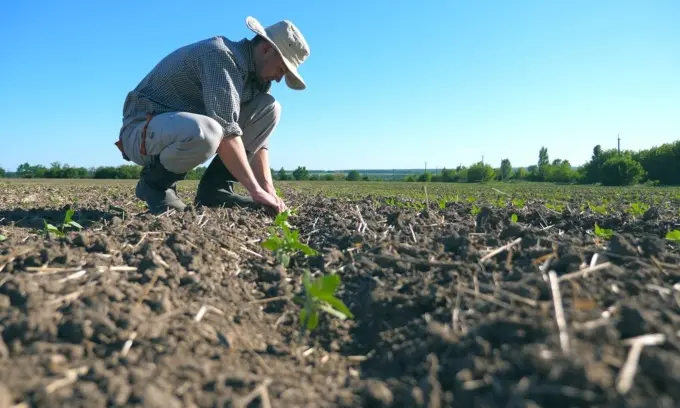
(1, 179, 680, 407)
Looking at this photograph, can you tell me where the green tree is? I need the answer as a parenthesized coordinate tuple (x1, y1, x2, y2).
(292, 166, 309, 180)
(515, 167, 528, 180)
(277, 167, 289, 181)
(600, 155, 646, 186)
(0, 167, 5, 178)
(417, 172, 432, 182)
(346, 170, 361, 181)
(467, 161, 496, 183)
(500, 159, 513, 180)
(537, 147, 550, 180)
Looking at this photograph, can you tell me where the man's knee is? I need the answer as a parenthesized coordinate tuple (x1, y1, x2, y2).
(181, 115, 222, 165)
(256, 93, 282, 125)
(158, 113, 223, 173)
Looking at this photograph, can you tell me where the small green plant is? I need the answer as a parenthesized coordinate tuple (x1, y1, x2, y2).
(510, 213, 518, 223)
(511, 198, 525, 208)
(666, 230, 680, 242)
(627, 202, 649, 218)
(43, 208, 83, 237)
(589, 203, 608, 215)
(0, 234, 6, 242)
(296, 270, 353, 332)
(438, 198, 446, 209)
(471, 205, 480, 216)
(262, 210, 318, 267)
(593, 224, 614, 240)
(546, 202, 564, 213)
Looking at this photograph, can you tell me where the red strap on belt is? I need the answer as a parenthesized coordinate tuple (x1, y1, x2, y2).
(115, 113, 153, 161)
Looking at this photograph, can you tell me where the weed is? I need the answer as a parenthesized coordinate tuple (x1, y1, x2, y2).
(511, 213, 518, 223)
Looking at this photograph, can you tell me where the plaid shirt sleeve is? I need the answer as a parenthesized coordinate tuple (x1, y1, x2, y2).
(196, 49, 246, 137)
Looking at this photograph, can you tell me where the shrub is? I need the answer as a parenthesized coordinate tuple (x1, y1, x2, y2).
(467, 162, 496, 183)
(600, 155, 645, 186)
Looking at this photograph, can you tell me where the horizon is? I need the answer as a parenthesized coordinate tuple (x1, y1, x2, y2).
(1, 0, 678, 173)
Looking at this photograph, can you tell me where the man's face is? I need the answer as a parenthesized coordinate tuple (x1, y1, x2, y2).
(257, 42, 289, 84)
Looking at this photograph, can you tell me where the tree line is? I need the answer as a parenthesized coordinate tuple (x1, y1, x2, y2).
(2, 139, 679, 186)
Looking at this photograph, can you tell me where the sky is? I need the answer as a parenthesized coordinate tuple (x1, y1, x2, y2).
(1, 0, 678, 172)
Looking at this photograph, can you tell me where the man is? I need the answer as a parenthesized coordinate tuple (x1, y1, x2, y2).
(115, 16, 310, 214)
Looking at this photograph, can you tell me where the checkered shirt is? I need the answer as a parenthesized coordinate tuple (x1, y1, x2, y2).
(121, 36, 271, 138)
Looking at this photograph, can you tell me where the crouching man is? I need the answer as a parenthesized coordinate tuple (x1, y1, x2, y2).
(115, 16, 309, 214)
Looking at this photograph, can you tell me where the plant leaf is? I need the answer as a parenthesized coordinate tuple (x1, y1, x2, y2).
(511, 213, 518, 223)
(304, 309, 319, 330)
(66, 220, 83, 230)
(261, 237, 282, 251)
(317, 274, 340, 296)
(0, 234, 6, 242)
(319, 303, 351, 320)
(291, 241, 318, 256)
(64, 208, 75, 224)
(318, 294, 354, 319)
(666, 229, 680, 242)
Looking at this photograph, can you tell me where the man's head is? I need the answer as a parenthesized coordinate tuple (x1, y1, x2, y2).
(245, 17, 309, 90)
(252, 35, 289, 84)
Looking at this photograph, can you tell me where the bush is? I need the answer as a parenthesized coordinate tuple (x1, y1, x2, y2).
(346, 170, 361, 181)
(467, 162, 496, 183)
(600, 155, 646, 186)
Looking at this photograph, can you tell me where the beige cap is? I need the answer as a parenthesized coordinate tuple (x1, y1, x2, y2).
(246, 16, 310, 90)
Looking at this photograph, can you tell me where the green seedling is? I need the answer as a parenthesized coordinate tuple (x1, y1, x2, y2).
(593, 224, 613, 240)
(295, 270, 353, 333)
(438, 198, 446, 209)
(471, 205, 480, 216)
(627, 202, 649, 218)
(0, 234, 6, 242)
(511, 213, 518, 223)
(666, 230, 680, 242)
(262, 210, 317, 267)
(511, 198, 525, 208)
(589, 203, 608, 215)
(545, 202, 564, 213)
(43, 208, 83, 237)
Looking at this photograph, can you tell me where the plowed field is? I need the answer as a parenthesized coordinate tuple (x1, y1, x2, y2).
(1, 180, 679, 407)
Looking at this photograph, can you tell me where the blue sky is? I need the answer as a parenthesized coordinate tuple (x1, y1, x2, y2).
(1, 0, 678, 172)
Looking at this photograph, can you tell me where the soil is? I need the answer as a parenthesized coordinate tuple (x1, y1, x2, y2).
(1, 181, 680, 407)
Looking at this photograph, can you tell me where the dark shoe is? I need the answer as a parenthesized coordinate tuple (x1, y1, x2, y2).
(194, 155, 262, 209)
(136, 156, 187, 214)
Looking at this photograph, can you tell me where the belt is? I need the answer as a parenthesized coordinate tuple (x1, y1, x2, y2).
(115, 113, 153, 161)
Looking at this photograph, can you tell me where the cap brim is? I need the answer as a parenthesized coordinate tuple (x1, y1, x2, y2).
(246, 16, 306, 90)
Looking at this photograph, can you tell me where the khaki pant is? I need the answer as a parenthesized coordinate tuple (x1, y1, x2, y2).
(118, 93, 281, 174)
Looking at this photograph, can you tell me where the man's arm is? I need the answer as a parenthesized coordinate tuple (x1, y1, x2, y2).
(195, 50, 281, 211)
(196, 50, 262, 196)
(251, 148, 276, 195)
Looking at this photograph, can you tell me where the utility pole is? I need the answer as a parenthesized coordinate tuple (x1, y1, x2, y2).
(617, 133, 621, 154)
(425, 161, 427, 173)
(482, 155, 484, 165)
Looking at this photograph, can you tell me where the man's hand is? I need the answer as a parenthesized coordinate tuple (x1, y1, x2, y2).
(251, 148, 287, 212)
(251, 187, 285, 213)
(216, 136, 283, 213)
